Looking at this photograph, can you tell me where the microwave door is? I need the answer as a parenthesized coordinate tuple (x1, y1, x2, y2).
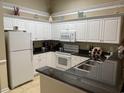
(60, 34, 70, 42)
(70, 32, 76, 42)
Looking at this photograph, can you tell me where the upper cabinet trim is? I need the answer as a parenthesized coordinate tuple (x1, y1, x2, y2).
(52, 0, 124, 17)
(2, 2, 49, 17)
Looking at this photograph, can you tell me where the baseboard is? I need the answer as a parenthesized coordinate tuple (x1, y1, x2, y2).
(0, 87, 9, 93)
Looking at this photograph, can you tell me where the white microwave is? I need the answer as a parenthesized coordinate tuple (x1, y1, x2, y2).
(60, 31, 76, 42)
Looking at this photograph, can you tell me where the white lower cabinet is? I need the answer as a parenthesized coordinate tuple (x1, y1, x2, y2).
(33, 53, 47, 75)
(100, 60, 118, 85)
(33, 52, 89, 75)
(87, 60, 118, 85)
(46, 52, 56, 68)
(33, 52, 56, 75)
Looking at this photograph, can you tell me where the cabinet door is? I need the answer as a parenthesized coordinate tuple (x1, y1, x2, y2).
(101, 61, 117, 85)
(33, 55, 39, 75)
(46, 52, 56, 68)
(45, 23, 51, 40)
(26, 20, 37, 41)
(61, 21, 76, 30)
(13, 18, 26, 31)
(102, 17, 121, 44)
(4, 17, 14, 30)
(36, 21, 44, 40)
(76, 20, 87, 42)
(87, 66, 97, 79)
(87, 19, 102, 42)
(51, 23, 61, 40)
(39, 53, 47, 68)
(42, 22, 51, 40)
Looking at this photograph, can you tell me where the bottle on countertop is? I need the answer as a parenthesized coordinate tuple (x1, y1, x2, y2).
(59, 47, 64, 52)
(89, 45, 93, 53)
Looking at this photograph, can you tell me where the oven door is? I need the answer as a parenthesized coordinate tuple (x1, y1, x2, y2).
(56, 54, 71, 70)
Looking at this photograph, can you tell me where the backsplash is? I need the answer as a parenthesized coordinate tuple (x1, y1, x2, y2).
(61, 42, 119, 53)
(33, 40, 119, 53)
(33, 41, 43, 48)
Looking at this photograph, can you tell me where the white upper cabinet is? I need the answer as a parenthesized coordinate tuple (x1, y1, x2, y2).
(4, 17, 26, 31)
(4, 16, 122, 43)
(87, 19, 102, 42)
(42, 22, 51, 40)
(4, 17, 51, 41)
(13, 18, 26, 31)
(51, 23, 61, 40)
(36, 21, 44, 40)
(61, 21, 76, 31)
(76, 20, 87, 42)
(76, 17, 121, 44)
(26, 20, 37, 41)
(102, 17, 121, 44)
(4, 17, 14, 30)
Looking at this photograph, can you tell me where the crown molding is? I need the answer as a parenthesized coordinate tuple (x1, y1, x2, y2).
(2, 2, 49, 17)
(52, 0, 124, 17)
(4, 14, 49, 22)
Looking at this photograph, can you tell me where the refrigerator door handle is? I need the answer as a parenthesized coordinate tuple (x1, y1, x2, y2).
(30, 33, 33, 63)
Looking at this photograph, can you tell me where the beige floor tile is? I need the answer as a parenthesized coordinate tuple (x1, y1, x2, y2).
(9, 75, 40, 93)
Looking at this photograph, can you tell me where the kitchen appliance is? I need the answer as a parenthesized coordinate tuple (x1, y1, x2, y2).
(55, 52, 71, 70)
(55, 44, 79, 70)
(5, 31, 34, 89)
(60, 30, 76, 42)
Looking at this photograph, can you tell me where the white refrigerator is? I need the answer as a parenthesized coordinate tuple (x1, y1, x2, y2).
(5, 31, 34, 89)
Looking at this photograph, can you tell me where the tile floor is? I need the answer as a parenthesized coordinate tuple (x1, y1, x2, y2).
(9, 75, 40, 93)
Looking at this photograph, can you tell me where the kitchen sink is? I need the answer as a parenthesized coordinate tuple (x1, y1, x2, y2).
(85, 60, 96, 66)
(74, 59, 103, 72)
(77, 64, 91, 71)
(75, 64, 92, 72)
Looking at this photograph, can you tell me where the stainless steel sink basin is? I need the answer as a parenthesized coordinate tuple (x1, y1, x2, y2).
(74, 63, 92, 72)
(85, 61, 96, 65)
(74, 59, 104, 73)
(77, 64, 91, 71)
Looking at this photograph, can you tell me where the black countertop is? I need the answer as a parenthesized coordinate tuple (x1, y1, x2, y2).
(33, 48, 91, 58)
(33, 48, 123, 62)
(108, 52, 124, 61)
(36, 66, 122, 93)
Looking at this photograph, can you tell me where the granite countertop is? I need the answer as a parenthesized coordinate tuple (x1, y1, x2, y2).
(36, 66, 122, 93)
(108, 52, 124, 61)
(33, 48, 123, 62)
(33, 48, 91, 58)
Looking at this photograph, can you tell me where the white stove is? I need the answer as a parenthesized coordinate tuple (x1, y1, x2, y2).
(55, 44, 79, 70)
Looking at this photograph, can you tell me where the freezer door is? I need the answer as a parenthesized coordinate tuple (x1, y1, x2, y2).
(8, 50, 33, 89)
(6, 32, 32, 51)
